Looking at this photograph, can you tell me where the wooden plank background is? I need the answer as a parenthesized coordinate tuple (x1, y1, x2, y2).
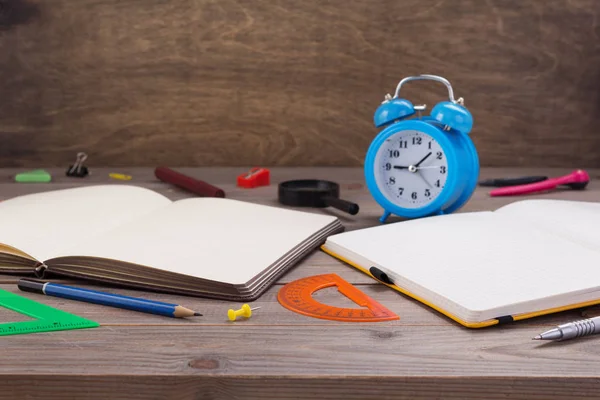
(0, 0, 599, 168)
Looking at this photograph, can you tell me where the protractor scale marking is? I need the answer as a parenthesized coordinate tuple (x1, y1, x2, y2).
(277, 273, 399, 322)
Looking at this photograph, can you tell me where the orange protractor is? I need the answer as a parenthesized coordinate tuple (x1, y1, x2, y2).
(277, 273, 399, 322)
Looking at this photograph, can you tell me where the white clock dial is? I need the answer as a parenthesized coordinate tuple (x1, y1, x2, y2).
(374, 130, 449, 209)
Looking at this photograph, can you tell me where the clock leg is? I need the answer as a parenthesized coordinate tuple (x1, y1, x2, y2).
(379, 211, 391, 223)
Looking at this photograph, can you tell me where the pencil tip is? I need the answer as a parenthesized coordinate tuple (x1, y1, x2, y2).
(532, 335, 541, 340)
(194, 312, 202, 316)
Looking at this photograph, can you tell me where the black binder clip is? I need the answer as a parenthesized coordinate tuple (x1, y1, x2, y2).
(66, 152, 89, 178)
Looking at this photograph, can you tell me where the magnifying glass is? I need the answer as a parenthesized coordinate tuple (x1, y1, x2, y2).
(278, 179, 360, 215)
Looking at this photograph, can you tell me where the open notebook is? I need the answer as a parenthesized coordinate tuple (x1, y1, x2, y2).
(0, 185, 343, 300)
(321, 199, 600, 328)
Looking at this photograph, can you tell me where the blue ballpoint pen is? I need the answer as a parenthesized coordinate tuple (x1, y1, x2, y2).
(17, 278, 202, 318)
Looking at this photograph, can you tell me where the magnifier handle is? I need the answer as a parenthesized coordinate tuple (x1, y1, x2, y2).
(323, 196, 359, 215)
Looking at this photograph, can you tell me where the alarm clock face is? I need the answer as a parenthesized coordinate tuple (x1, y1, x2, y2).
(374, 130, 449, 209)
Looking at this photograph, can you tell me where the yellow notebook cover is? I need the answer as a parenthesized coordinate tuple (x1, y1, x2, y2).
(321, 245, 600, 328)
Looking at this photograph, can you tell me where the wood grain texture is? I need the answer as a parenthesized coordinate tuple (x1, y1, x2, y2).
(3, 324, 600, 376)
(0, 167, 600, 399)
(1, 377, 600, 400)
(0, 1, 599, 168)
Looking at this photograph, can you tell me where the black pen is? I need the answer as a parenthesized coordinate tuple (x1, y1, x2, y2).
(478, 176, 548, 187)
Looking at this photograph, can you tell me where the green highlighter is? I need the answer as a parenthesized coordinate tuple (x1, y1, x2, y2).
(14, 169, 52, 183)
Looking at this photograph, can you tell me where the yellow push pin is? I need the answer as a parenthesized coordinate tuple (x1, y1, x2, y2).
(227, 304, 260, 321)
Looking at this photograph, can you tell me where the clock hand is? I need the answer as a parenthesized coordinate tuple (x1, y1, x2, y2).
(393, 165, 409, 170)
(416, 170, 433, 188)
(414, 152, 432, 167)
(415, 165, 442, 169)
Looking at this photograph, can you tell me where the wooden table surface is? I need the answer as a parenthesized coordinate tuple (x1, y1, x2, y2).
(1, 166, 599, 400)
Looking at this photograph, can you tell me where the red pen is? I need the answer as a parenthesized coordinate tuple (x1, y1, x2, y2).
(489, 170, 590, 197)
(154, 167, 225, 198)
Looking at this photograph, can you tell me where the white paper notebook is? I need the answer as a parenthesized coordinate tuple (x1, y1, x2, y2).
(321, 199, 600, 328)
(0, 185, 343, 300)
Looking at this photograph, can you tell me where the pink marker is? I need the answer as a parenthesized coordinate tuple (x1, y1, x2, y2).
(489, 169, 590, 197)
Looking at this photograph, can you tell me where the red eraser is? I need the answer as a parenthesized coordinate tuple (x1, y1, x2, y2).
(237, 167, 270, 188)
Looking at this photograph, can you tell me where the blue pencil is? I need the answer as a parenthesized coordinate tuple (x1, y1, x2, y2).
(17, 278, 202, 318)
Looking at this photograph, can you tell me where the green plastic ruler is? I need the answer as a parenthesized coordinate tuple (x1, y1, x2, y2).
(0, 288, 99, 336)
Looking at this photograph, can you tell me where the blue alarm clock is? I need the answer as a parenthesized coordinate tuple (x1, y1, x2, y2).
(364, 74, 479, 223)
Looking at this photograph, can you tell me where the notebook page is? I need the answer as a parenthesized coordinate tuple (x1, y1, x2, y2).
(0, 185, 171, 261)
(48, 197, 339, 284)
(495, 199, 600, 250)
(325, 211, 600, 318)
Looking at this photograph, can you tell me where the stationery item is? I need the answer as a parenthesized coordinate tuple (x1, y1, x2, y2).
(17, 278, 201, 318)
(533, 316, 600, 341)
(366, 74, 478, 223)
(0, 288, 99, 336)
(237, 167, 270, 188)
(490, 169, 589, 197)
(278, 180, 360, 215)
(14, 169, 51, 183)
(227, 304, 260, 321)
(320, 199, 600, 328)
(479, 176, 547, 187)
(109, 173, 132, 181)
(155, 166, 225, 198)
(0, 184, 342, 300)
(277, 274, 399, 322)
(66, 152, 89, 177)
